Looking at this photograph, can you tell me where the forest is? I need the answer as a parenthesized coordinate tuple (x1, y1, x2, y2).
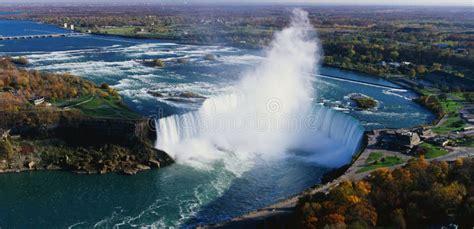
(0, 57, 119, 112)
(4, 5, 471, 80)
(297, 157, 474, 228)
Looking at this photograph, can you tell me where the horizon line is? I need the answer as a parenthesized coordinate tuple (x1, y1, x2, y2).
(1, 1, 473, 7)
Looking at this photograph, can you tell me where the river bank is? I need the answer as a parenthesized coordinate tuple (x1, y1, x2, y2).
(203, 132, 473, 228)
(0, 58, 174, 175)
(0, 18, 441, 227)
(202, 81, 474, 228)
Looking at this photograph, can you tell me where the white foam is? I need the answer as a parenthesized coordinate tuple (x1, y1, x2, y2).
(155, 9, 363, 177)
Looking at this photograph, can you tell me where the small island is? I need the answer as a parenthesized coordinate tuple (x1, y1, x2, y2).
(142, 59, 165, 68)
(0, 57, 173, 175)
(350, 93, 378, 109)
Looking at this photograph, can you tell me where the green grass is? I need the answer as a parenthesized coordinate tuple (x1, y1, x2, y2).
(440, 99, 462, 115)
(75, 96, 141, 119)
(432, 115, 465, 134)
(53, 95, 94, 107)
(418, 88, 436, 96)
(97, 27, 137, 35)
(366, 152, 383, 163)
(357, 156, 404, 173)
(432, 94, 465, 134)
(419, 143, 449, 159)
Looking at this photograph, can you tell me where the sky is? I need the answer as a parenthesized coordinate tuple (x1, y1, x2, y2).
(3, 0, 473, 6)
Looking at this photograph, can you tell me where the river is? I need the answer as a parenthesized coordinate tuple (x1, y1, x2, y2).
(0, 19, 435, 228)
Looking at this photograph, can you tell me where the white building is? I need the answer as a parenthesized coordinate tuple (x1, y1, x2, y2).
(64, 23, 68, 28)
(70, 24, 74, 31)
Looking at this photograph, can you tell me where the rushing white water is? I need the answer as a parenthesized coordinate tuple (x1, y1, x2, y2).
(155, 9, 363, 174)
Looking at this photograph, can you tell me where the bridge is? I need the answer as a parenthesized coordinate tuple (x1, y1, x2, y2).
(0, 33, 84, 41)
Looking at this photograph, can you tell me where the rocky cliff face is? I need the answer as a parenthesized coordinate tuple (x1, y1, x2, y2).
(56, 117, 150, 146)
(0, 115, 174, 175)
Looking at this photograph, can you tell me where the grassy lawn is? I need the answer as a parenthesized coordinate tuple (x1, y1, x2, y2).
(357, 156, 404, 173)
(53, 95, 94, 107)
(440, 99, 463, 115)
(432, 94, 465, 134)
(432, 115, 465, 134)
(366, 152, 383, 163)
(97, 27, 137, 36)
(74, 96, 141, 119)
(419, 143, 449, 159)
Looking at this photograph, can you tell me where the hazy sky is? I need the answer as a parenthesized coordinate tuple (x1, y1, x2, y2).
(4, 0, 473, 6)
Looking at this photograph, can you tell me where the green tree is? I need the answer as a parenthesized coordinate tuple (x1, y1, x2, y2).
(409, 69, 417, 79)
(416, 65, 427, 75)
(430, 63, 442, 71)
(390, 51, 399, 60)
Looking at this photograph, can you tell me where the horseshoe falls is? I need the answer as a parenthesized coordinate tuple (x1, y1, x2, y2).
(0, 7, 437, 229)
(155, 9, 364, 177)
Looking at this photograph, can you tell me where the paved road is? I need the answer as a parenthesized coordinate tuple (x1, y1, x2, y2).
(433, 146, 474, 162)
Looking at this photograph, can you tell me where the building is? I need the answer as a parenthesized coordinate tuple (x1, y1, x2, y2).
(31, 97, 45, 106)
(456, 48, 468, 54)
(377, 129, 421, 152)
(0, 129, 10, 139)
(460, 106, 474, 124)
(70, 24, 74, 31)
(64, 23, 68, 28)
(426, 136, 451, 147)
(389, 62, 401, 68)
(433, 43, 449, 49)
(414, 127, 435, 140)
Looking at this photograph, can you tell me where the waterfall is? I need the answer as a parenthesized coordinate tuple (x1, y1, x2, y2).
(154, 9, 364, 174)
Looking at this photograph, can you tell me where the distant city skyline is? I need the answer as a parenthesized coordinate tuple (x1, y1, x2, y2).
(3, 0, 473, 7)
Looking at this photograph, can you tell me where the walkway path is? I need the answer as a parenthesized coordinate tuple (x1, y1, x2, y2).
(62, 96, 94, 110)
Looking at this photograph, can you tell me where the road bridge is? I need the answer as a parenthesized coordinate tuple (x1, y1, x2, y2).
(0, 33, 84, 41)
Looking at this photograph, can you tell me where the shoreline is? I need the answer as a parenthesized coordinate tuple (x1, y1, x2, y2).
(201, 81, 443, 228)
(0, 17, 416, 79)
(1, 18, 455, 226)
(0, 58, 174, 176)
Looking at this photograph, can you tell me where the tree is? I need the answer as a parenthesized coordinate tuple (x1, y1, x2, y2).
(409, 69, 416, 79)
(390, 51, 399, 60)
(416, 65, 427, 75)
(100, 83, 110, 90)
(391, 208, 406, 229)
(430, 63, 442, 71)
(325, 56, 335, 64)
(430, 182, 467, 216)
(0, 137, 14, 160)
(458, 197, 474, 228)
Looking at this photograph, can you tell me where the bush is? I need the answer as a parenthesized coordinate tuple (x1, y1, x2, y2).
(0, 138, 14, 160)
(100, 83, 110, 90)
(153, 59, 165, 67)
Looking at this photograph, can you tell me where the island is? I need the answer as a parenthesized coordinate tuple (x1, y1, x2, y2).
(142, 58, 165, 68)
(0, 57, 173, 175)
(350, 93, 378, 109)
